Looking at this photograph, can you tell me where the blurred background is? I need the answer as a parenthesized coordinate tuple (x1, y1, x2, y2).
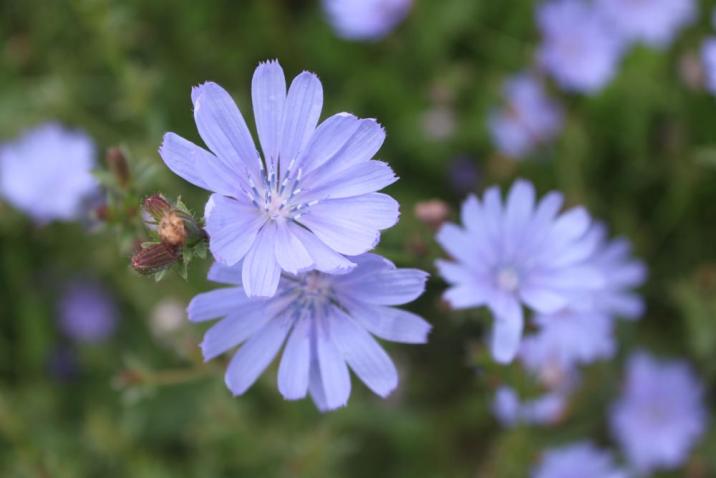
(1, 0, 716, 476)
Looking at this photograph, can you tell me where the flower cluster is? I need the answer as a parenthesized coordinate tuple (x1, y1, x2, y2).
(161, 60, 430, 410)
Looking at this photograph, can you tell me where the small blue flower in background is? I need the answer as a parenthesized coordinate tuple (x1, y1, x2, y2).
(59, 281, 119, 344)
(188, 254, 430, 412)
(537, 0, 623, 94)
(701, 38, 716, 95)
(436, 180, 604, 363)
(161, 60, 400, 298)
(532, 442, 627, 478)
(0, 122, 98, 223)
(488, 73, 563, 159)
(322, 0, 412, 41)
(610, 352, 706, 474)
(493, 386, 570, 427)
(596, 0, 695, 49)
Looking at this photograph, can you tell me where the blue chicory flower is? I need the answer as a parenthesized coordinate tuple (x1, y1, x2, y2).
(537, 0, 623, 94)
(493, 386, 570, 427)
(322, 0, 412, 41)
(0, 122, 98, 223)
(596, 0, 695, 49)
(58, 280, 119, 343)
(532, 442, 628, 478)
(488, 73, 563, 159)
(610, 352, 707, 473)
(160, 60, 400, 298)
(436, 180, 604, 363)
(187, 254, 430, 411)
(701, 37, 716, 95)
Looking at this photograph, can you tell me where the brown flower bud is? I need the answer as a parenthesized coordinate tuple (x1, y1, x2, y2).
(142, 194, 172, 221)
(105, 147, 130, 188)
(131, 243, 180, 275)
(158, 211, 187, 247)
(414, 199, 450, 229)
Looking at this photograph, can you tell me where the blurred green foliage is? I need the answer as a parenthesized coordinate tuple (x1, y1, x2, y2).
(1, 0, 716, 477)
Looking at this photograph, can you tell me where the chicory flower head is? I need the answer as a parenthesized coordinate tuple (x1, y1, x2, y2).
(436, 180, 604, 363)
(0, 122, 98, 223)
(537, 0, 623, 93)
(188, 254, 430, 411)
(532, 442, 628, 478)
(596, 0, 695, 49)
(160, 60, 400, 298)
(323, 0, 412, 41)
(488, 73, 563, 158)
(58, 280, 119, 343)
(610, 352, 706, 473)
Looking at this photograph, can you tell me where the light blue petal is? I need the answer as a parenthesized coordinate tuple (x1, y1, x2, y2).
(205, 194, 265, 266)
(330, 307, 397, 398)
(315, 320, 351, 410)
(301, 160, 397, 202)
(288, 223, 356, 274)
(241, 223, 282, 297)
(345, 299, 431, 344)
(299, 193, 398, 255)
(279, 71, 323, 171)
(224, 316, 290, 396)
(252, 60, 286, 170)
(503, 179, 535, 258)
(299, 113, 360, 173)
(274, 223, 313, 274)
(191, 82, 261, 177)
(327, 118, 385, 170)
(489, 295, 524, 364)
(160, 133, 243, 196)
(519, 286, 569, 314)
(187, 287, 248, 322)
(277, 317, 311, 400)
(334, 266, 428, 306)
(207, 261, 244, 286)
(201, 302, 273, 361)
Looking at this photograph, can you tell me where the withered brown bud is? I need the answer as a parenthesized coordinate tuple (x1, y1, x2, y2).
(158, 211, 187, 247)
(106, 147, 130, 188)
(414, 199, 450, 229)
(142, 194, 172, 220)
(131, 243, 180, 275)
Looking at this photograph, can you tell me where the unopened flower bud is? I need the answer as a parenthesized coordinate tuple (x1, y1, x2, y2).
(158, 211, 187, 247)
(414, 199, 450, 229)
(142, 194, 172, 221)
(131, 243, 180, 275)
(105, 147, 130, 188)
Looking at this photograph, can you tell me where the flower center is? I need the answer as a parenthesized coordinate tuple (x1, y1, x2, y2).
(496, 266, 520, 292)
(243, 158, 318, 222)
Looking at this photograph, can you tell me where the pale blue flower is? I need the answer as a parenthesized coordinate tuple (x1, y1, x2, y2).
(489, 73, 563, 158)
(0, 122, 98, 222)
(596, 0, 695, 49)
(537, 0, 623, 93)
(160, 60, 399, 298)
(701, 37, 716, 95)
(436, 180, 604, 363)
(532, 442, 628, 478)
(188, 254, 430, 411)
(610, 352, 706, 473)
(493, 386, 570, 427)
(58, 281, 119, 343)
(323, 0, 412, 41)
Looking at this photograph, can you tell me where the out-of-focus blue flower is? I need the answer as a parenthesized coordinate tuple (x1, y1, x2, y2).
(322, 0, 412, 41)
(532, 442, 628, 478)
(537, 0, 623, 94)
(58, 281, 119, 343)
(448, 155, 480, 195)
(188, 254, 430, 412)
(596, 0, 695, 49)
(435, 180, 604, 363)
(493, 386, 570, 427)
(0, 122, 98, 223)
(610, 352, 706, 473)
(488, 74, 563, 158)
(701, 37, 716, 95)
(160, 60, 400, 298)
(521, 311, 615, 377)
